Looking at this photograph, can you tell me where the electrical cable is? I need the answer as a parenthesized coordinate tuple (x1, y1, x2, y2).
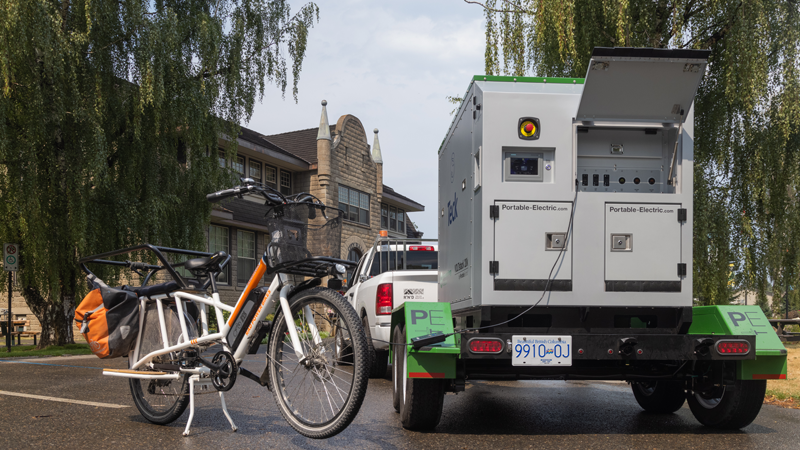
(371, 179, 581, 347)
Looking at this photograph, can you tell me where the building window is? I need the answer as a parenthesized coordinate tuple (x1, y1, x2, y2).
(231, 155, 245, 175)
(208, 225, 229, 284)
(218, 151, 226, 169)
(381, 203, 405, 233)
(338, 186, 369, 226)
(280, 169, 292, 195)
(265, 165, 277, 186)
(249, 160, 262, 183)
(398, 210, 405, 234)
(237, 230, 256, 284)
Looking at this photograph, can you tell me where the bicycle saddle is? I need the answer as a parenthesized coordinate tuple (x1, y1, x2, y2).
(184, 251, 228, 272)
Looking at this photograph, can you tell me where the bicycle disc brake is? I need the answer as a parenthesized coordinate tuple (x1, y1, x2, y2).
(210, 351, 238, 392)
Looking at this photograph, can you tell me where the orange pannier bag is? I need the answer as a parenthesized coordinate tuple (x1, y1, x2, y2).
(75, 286, 139, 359)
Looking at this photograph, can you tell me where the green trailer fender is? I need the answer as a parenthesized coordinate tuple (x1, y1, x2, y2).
(689, 306, 787, 380)
(390, 302, 460, 379)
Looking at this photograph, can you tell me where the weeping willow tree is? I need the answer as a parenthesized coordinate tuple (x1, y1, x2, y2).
(469, 0, 800, 312)
(0, 0, 318, 347)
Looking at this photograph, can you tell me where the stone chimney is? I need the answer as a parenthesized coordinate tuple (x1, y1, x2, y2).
(316, 100, 332, 199)
(373, 128, 383, 199)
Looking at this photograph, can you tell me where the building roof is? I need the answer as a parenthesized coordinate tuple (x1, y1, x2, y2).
(237, 125, 311, 166)
(382, 185, 424, 212)
(262, 126, 336, 166)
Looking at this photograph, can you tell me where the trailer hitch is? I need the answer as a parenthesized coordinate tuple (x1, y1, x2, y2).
(618, 337, 638, 356)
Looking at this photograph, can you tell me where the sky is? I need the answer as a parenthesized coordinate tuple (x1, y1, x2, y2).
(245, 0, 487, 239)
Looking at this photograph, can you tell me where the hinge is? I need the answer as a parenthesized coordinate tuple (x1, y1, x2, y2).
(489, 261, 499, 275)
(489, 205, 499, 220)
(678, 263, 687, 277)
(677, 208, 687, 223)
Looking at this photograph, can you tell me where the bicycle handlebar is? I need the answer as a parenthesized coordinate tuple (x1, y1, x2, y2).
(206, 180, 328, 215)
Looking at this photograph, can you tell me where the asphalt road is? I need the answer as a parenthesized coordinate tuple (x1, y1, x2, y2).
(1, 352, 799, 450)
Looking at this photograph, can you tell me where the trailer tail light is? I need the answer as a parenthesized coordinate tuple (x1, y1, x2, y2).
(468, 338, 504, 354)
(715, 340, 750, 355)
(376, 283, 393, 315)
(409, 246, 434, 251)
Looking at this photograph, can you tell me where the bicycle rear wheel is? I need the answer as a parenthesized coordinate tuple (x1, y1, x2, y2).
(267, 286, 368, 438)
(129, 375, 190, 425)
(129, 302, 193, 425)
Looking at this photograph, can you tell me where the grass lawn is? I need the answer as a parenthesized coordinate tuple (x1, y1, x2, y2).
(765, 343, 800, 408)
(0, 343, 92, 358)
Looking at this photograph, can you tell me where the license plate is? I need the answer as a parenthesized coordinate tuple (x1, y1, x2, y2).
(511, 335, 572, 366)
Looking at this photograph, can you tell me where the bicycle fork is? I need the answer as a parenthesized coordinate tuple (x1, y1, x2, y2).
(278, 284, 322, 364)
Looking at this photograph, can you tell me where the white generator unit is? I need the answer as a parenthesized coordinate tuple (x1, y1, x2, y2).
(439, 48, 701, 316)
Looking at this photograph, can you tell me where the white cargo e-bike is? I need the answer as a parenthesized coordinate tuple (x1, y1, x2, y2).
(79, 180, 368, 438)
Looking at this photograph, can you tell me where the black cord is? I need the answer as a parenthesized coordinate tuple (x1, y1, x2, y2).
(376, 179, 581, 346)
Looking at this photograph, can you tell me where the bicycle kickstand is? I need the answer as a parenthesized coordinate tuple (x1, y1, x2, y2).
(183, 374, 238, 436)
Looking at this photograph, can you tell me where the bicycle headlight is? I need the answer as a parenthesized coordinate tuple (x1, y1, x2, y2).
(335, 264, 346, 274)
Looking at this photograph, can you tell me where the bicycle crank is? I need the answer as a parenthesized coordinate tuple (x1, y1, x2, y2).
(209, 351, 238, 392)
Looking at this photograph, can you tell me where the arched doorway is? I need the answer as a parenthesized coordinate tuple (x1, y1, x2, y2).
(346, 247, 363, 287)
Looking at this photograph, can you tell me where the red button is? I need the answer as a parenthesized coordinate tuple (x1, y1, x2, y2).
(525, 123, 534, 133)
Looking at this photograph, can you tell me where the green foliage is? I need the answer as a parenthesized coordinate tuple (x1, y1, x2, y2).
(473, 0, 800, 307)
(1, 343, 92, 358)
(0, 0, 318, 345)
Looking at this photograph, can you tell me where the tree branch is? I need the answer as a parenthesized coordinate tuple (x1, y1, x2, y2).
(463, 0, 524, 14)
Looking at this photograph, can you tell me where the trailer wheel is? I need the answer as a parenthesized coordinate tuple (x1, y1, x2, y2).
(631, 381, 686, 413)
(687, 380, 766, 429)
(396, 325, 445, 430)
(363, 315, 389, 378)
(392, 325, 403, 413)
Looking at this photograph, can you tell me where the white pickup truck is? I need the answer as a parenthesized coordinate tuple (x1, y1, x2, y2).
(344, 235, 438, 378)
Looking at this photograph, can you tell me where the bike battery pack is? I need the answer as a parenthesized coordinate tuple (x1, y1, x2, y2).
(227, 286, 268, 350)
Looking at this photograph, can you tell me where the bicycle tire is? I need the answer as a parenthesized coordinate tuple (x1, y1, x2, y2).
(129, 375, 190, 425)
(129, 301, 193, 425)
(267, 286, 369, 438)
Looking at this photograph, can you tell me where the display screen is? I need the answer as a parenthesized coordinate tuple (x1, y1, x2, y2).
(510, 157, 539, 175)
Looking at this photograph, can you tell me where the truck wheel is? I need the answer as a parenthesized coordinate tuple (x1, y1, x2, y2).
(631, 381, 686, 413)
(687, 380, 766, 429)
(362, 315, 389, 378)
(392, 325, 403, 412)
(397, 325, 445, 430)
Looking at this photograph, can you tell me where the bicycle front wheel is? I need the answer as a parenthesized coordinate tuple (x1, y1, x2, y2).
(267, 286, 368, 438)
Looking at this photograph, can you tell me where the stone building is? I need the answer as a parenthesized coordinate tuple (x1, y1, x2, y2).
(209, 100, 425, 305)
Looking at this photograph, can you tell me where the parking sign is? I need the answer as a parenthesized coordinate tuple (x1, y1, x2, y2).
(4, 243, 18, 271)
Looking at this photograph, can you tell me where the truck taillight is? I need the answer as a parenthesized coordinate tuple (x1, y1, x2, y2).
(376, 283, 393, 315)
(716, 340, 750, 355)
(468, 338, 504, 354)
(409, 246, 434, 251)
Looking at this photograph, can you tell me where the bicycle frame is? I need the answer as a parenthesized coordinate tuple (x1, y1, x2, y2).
(78, 245, 331, 377)
(127, 264, 321, 372)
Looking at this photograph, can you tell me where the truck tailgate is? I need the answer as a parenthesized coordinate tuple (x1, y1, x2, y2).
(392, 270, 437, 307)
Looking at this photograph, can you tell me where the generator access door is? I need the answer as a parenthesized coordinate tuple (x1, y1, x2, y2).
(493, 201, 573, 291)
(605, 203, 683, 292)
(576, 48, 710, 123)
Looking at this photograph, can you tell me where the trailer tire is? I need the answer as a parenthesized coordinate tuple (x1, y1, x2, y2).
(687, 379, 766, 429)
(631, 381, 686, 413)
(396, 325, 445, 430)
(392, 325, 403, 413)
(363, 315, 389, 378)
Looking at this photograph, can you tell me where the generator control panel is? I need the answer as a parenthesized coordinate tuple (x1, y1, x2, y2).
(503, 147, 554, 183)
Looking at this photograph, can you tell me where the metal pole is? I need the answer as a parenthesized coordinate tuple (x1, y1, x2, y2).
(7, 271, 11, 351)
